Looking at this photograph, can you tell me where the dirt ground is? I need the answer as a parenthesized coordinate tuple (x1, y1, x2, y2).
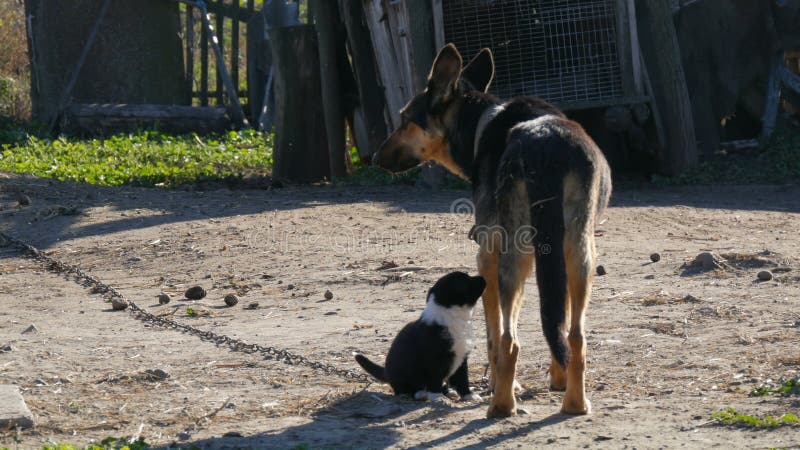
(1, 171, 799, 449)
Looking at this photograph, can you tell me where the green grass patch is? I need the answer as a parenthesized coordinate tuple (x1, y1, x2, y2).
(0, 129, 273, 187)
(0, 436, 151, 450)
(653, 122, 800, 185)
(711, 407, 799, 429)
(750, 377, 800, 397)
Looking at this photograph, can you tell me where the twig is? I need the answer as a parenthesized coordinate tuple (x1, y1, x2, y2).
(195, 397, 231, 425)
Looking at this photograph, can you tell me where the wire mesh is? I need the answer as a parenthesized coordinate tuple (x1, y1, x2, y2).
(442, 0, 623, 106)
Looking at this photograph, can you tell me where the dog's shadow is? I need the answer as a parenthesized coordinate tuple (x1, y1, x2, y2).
(179, 388, 570, 449)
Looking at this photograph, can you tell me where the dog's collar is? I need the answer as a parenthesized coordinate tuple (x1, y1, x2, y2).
(474, 103, 505, 158)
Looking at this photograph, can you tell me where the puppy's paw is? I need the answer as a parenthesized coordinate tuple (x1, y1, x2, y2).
(461, 392, 482, 402)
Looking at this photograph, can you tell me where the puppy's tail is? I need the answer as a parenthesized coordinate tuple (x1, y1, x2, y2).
(354, 353, 388, 382)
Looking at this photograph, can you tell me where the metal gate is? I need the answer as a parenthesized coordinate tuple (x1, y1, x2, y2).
(441, 0, 641, 109)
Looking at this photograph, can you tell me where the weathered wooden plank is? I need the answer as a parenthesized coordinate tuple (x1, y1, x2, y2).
(431, 0, 445, 50)
(62, 104, 231, 135)
(199, 1, 247, 127)
(362, 0, 405, 128)
(215, 1, 225, 105)
(761, 54, 783, 139)
(232, 0, 240, 94)
(637, 0, 697, 175)
(270, 25, 331, 182)
(186, 5, 195, 102)
(200, 8, 209, 106)
(340, 0, 388, 158)
(311, 0, 348, 178)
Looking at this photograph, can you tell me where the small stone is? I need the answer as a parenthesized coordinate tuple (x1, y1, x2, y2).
(112, 298, 129, 311)
(21, 324, 39, 334)
(757, 270, 773, 281)
(158, 293, 172, 305)
(695, 252, 718, 269)
(0, 385, 34, 429)
(245, 302, 259, 310)
(185, 285, 206, 300)
(224, 293, 239, 307)
(650, 253, 661, 263)
(596, 265, 607, 276)
(324, 290, 334, 300)
(286, 284, 295, 290)
(0, 345, 14, 353)
(16, 195, 31, 207)
(143, 369, 169, 381)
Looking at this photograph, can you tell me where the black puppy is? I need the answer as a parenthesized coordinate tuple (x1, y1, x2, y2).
(355, 272, 486, 401)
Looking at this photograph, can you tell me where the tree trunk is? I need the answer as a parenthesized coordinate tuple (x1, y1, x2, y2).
(636, 0, 697, 175)
(311, 0, 348, 178)
(270, 25, 331, 182)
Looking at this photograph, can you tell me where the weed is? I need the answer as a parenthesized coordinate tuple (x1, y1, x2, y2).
(711, 407, 799, 429)
(0, 129, 273, 187)
(750, 377, 800, 397)
(652, 122, 800, 185)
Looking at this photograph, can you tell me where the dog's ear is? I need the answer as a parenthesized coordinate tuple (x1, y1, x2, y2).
(428, 44, 463, 105)
(470, 275, 487, 299)
(461, 48, 494, 93)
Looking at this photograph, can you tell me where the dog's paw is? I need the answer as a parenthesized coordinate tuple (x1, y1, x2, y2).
(461, 392, 482, 402)
(414, 390, 446, 402)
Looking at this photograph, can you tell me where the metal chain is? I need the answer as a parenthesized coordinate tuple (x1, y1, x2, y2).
(0, 232, 371, 384)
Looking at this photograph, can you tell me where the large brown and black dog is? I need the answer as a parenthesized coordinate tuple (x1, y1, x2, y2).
(373, 44, 611, 418)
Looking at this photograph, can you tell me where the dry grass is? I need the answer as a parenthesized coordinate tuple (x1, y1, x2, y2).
(0, 0, 30, 122)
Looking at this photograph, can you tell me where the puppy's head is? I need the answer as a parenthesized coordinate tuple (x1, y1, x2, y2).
(427, 271, 486, 308)
(372, 44, 495, 180)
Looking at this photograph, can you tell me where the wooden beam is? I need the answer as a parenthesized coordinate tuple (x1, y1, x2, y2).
(232, 0, 240, 94)
(311, 0, 348, 178)
(636, 0, 697, 175)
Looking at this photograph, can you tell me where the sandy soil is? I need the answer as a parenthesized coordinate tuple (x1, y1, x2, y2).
(1, 172, 799, 449)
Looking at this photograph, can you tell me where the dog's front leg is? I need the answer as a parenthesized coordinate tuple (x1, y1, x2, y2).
(477, 245, 501, 396)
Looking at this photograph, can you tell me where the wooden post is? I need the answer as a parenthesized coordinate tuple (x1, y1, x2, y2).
(636, 0, 697, 175)
(270, 25, 331, 182)
(215, 1, 225, 105)
(200, 11, 209, 106)
(232, 0, 240, 94)
(761, 54, 784, 139)
(339, 0, 387, 160)
(310, 0, 348, 178)
(186, 6, 195, 104)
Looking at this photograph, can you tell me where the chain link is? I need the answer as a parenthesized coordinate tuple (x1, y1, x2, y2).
(0, 232, 371, 384)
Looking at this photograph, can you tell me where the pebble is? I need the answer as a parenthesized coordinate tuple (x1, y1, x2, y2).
(695, 252, 717, 269)
(21, 324, 39, 334)
(245, 302, 259, 310)
(596, 265, 607, 276)
(757, 270, 773, 281)
(224, 293, 239, 307)
(112, 298, 129, 311)
(158, 293, 171, 305)
(286, 284, 295, 290)
(143, 369, 169, 381)
(17, 195, 31, 207)
(650, 253, 661, 263)
(0, 345, 14, 353)
(324, 290, 334, 300)
(185, 285, 206, 300)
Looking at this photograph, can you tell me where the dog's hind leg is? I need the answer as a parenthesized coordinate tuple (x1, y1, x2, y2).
(560, 172, 596, 415)
(487, 249, 533, 418)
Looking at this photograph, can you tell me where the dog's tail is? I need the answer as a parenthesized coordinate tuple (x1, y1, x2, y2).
(354, 353, 388, 382)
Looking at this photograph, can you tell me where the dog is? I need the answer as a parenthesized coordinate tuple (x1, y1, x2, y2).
(355, 272, 486, 401)
(373, 44, 612, 418)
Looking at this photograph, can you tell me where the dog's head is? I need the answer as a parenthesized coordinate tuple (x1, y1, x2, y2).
(428, 271, 487, 308)
(372, 44, 495, 180)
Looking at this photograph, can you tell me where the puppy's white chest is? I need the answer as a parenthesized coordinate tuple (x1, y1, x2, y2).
(420, 299, 474, 377)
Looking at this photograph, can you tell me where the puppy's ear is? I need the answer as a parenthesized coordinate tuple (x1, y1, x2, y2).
(428, 44, 463, 106)
(461, 48, 494, 93)
(470, 275, 487, 299)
